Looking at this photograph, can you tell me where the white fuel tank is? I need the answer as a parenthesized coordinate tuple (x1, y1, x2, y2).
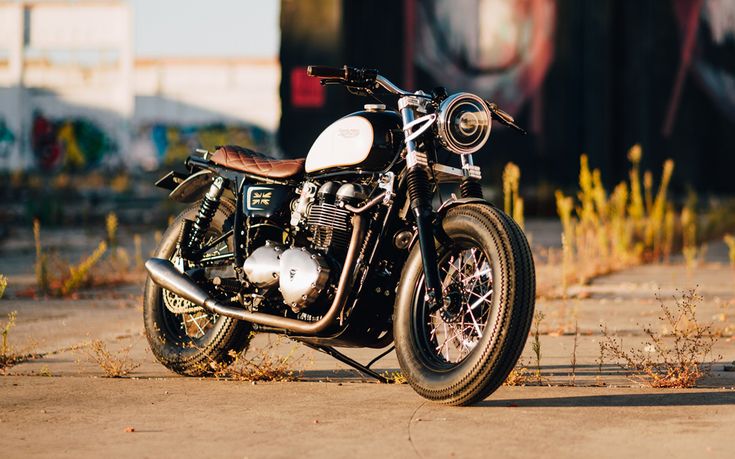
(305, 116, 374, 173)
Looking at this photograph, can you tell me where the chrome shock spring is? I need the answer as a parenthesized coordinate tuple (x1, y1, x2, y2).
(187, 176, 225, 250)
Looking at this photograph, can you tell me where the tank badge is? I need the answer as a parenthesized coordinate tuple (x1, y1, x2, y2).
(338, 128, 360, 138)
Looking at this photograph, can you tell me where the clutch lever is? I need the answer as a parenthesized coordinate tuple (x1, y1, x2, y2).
(486, 101, 528, 135)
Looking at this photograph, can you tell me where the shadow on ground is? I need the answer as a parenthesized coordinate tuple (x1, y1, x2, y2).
(478, 390, 735, 408)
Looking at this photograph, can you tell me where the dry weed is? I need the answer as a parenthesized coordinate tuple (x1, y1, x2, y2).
(504, 360, 532, 386)
(554, 147, 680, 290)
(106, 212, 118, 247)
(383, 371, 408, 384)
(83, 339, 140, 377)
(599, 289, 719, 388)
(502, 162, 524, 230)
(206, 337, 305, 382)
(0, 311, 36, 371)
(60, 241, 108, 296)
(532, 311, 545, 383)
(570, 320, 579, 385)
(0, 274, 7, 299)
(724, 234, 735, 267)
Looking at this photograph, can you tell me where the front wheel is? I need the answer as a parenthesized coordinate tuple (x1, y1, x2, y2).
(394, 203, 535, 405)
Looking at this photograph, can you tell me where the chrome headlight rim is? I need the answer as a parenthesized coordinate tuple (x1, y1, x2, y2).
(436, 92, 492, 155)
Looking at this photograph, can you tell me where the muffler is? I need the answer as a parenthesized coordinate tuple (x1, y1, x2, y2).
(144, 215, 364, 335)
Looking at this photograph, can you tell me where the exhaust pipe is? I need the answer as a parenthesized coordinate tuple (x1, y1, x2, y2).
(145, 215, 364, 335)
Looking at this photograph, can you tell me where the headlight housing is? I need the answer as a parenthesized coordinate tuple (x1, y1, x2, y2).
(436, 93, 491, 155)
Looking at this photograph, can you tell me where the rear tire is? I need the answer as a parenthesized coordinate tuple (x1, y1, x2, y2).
(143, 200, 253, 376)
(393, 203, 535, 405)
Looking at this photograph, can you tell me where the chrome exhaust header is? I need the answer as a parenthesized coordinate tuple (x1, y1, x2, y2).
(144, 215, 365, 335)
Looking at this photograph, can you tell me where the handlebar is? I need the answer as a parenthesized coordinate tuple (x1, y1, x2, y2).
(306, 65, 348, 79)
(306, 65, 411, 96)
(306, 65, 526, 134)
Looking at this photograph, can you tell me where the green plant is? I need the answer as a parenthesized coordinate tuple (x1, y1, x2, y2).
(84, 339, 140, 377)
(599, 289, 719, 388)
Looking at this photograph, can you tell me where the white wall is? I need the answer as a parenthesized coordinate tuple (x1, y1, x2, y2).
(0, 1, 280, 171)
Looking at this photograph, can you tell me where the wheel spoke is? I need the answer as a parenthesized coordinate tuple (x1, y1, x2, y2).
(425, 245, 495, 364)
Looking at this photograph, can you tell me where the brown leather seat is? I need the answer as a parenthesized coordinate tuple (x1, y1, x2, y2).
(210, 145, 305, 179)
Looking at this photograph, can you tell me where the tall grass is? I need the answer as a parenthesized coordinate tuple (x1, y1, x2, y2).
(555, 146, 676, 285)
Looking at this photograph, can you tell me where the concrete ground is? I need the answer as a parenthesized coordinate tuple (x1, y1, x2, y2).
(1, 222, 735, 458)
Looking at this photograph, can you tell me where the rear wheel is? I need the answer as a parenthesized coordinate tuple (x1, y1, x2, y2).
(143, 200, 253, 376)
(394, 203, 535, 405)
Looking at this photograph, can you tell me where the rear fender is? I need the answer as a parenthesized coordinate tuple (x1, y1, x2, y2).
(155, 169, 214, 203)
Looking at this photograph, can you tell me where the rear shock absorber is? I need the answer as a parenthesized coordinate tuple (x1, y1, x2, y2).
(185, 176, 225, 252)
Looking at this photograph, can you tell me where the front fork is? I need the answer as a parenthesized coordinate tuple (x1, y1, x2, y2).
(399, 97, 484, 311)
(400, 97, 444, 310)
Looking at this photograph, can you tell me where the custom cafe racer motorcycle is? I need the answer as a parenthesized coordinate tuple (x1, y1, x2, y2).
(144, 66, 535, 405)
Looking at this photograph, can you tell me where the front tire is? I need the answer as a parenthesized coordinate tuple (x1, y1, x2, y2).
(143, 200, 253, 376)
(394, 203, 535, 405)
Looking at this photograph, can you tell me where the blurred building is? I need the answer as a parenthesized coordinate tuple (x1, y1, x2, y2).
(0, 1, 279, 172)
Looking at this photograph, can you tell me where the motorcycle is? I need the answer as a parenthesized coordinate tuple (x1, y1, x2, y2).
(144, 65, 535, 406)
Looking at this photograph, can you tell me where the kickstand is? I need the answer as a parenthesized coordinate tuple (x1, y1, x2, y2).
(304, 344, 390, 384)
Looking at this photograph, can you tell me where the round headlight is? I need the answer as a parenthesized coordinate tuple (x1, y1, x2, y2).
(436, 93, 491, 155)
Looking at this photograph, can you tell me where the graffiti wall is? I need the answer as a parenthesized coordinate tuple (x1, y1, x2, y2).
(0, 119, 14, 161)
(132, 123, 273, 170)
(30, 112, 117, 171)
(415, 0, 556, 115)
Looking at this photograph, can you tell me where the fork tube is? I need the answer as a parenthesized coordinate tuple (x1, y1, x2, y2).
(399, 99, 443, 310)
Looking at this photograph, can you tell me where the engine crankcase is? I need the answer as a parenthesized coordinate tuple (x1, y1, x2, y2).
(242, 241, 283, 288)
(279, 247, 330, 311)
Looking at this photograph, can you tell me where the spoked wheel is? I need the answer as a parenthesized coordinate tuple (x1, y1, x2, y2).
(143, 200, 253, 376)
(427, 246, 494, 365)
(394, 203, 535, 405)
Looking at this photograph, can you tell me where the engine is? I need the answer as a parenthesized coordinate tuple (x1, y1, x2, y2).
(307, 181, 366, 254)
(242, 180, 367, 313)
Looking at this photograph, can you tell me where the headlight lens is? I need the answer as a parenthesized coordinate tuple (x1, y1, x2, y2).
(436, 93, 491, 155)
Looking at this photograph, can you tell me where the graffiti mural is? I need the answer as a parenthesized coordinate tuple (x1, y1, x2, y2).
(0, 119, 15, 159)
(415, 0, 556, 114)
(30, 112, 117, 171)
(136, 122, 273, 167)
(665, 0, 735, 134)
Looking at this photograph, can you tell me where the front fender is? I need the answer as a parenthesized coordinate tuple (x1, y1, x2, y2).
(436, 196, 491, 218)
(407, 197, 494, 252)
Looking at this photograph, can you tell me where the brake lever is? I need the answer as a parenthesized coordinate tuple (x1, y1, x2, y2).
(486, 101, 528, 135)
(319, 78, 343, 86)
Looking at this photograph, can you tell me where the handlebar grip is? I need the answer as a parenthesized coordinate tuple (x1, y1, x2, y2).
(307, 65, 347, 79)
